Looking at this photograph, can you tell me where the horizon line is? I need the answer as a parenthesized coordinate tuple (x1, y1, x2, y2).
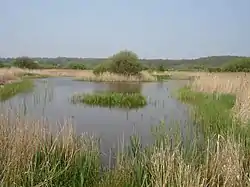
(0, 55, 248, 61)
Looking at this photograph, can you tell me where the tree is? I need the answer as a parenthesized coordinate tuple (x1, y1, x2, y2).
(109, 50, 142, 75)
(13, 57, 39, 69)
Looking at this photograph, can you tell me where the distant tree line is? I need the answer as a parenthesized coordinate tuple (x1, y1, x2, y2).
(0, 55, 249, 73)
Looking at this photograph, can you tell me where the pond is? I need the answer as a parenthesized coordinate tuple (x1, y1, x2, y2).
(0, 77, 193, 156)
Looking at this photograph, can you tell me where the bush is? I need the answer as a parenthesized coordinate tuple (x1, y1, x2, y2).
(222, 58, 250, 72)
(93, 61, 111, 75)
(207, 67, 222, 72)
(67, 63, 86, 70)
(13, 57, 40, 69)
(109, 50, 142, 75)
(157, 64, 165, 72)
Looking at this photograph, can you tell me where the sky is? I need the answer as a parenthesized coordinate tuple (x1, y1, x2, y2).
(0, 0, 250, 59)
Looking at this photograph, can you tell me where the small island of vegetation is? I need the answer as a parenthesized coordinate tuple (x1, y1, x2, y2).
(72, 92, 147, 109)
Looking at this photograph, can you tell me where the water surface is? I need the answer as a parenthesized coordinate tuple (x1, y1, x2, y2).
(0, 77, 192, 152)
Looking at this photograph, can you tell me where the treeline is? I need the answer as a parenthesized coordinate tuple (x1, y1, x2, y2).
(192, 57, 250, 72)
(0, 55, 250, 72)
(0, 55, 245, 69)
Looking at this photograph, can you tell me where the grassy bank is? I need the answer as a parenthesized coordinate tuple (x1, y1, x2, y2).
(72, 92, 147, 109)
(0, 79, 34, 100)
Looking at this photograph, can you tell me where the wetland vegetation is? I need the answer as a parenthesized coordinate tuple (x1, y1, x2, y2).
(0, 53, 250, 186)
(72, 92, 147, 109)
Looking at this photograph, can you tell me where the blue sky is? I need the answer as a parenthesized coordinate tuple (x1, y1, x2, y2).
(1, 0, 250, 59)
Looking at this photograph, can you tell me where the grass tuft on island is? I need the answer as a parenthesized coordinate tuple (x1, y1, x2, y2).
(0, 79, 34, 101)
(72, 92, 147, 109)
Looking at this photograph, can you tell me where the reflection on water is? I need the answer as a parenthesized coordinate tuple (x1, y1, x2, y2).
(107, 82, 142, 93)
(0, 77, 193, 155)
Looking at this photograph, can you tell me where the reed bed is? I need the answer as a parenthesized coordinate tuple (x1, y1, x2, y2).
(0, 115, 101, 187)
(190, 72, 250, 123)
(0, 113, 250, 186)
(72, 92, 147, 109)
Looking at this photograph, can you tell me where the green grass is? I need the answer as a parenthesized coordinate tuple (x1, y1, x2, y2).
(22, 72, 50, 79)
(0, 79, 34, 100)
(177, 87, 237, 135)
(72, 92, 147, 109)
(176, 86, 250, 142)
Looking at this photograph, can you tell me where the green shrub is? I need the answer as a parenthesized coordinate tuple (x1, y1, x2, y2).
(0, 63, 5, 68)
(72, 92, 147, 109)
(13, 57, 40, 69)
(207, 67, 222, 72)
(157, 64, 165, 72)
(93, 61, 111, 75)
(222, 58, 250, 72)
(109, 50, 142, 75)
(67, 63, 86, 70)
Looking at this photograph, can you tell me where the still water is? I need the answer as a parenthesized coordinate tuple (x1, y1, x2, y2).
(0, 77, 193, 152)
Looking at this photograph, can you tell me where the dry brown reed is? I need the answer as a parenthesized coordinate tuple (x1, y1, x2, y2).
(149, 135, 245, 187)
(0, 67, 25, 83)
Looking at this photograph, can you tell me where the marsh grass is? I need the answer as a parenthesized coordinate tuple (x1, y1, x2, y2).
(0, 117, 101, 187)
(0, 79, 34, 101)
(177, 86, 242, 135)
(2, 115, 250, 187)
(2, 71, 250, 186)
(72, 92, 147, 109)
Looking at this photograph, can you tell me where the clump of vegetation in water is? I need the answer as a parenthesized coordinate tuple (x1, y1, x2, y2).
(72, 92, 147, 108)
(0, 79, 34, 100)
